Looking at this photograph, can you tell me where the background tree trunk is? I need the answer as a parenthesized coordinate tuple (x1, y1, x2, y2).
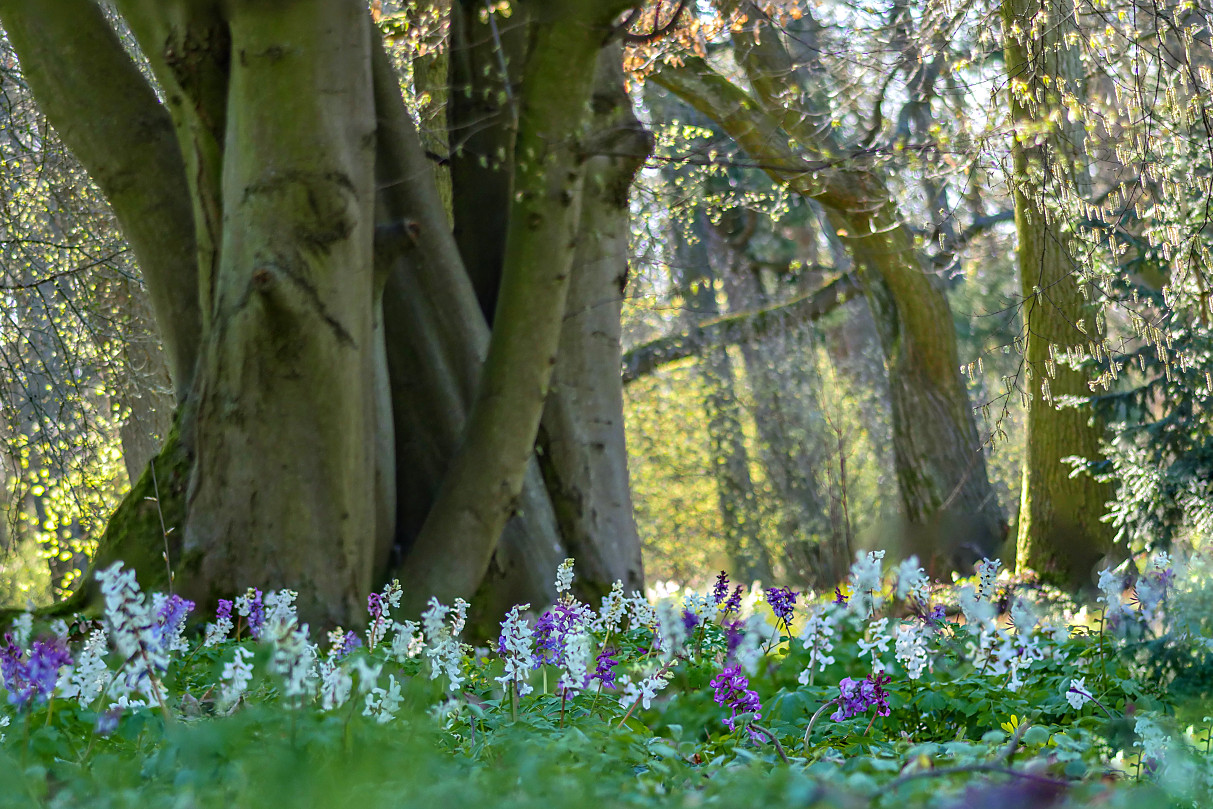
(1003, 0, 1114, 588)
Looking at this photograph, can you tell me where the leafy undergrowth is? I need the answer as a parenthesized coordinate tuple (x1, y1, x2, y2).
(3, 554, 1213, 808)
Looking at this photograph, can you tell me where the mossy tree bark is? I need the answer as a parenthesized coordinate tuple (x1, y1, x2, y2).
(0, 0, 647, 628)
(1003, 0, 1115, 589)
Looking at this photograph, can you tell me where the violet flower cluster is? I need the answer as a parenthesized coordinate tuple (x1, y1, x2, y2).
(765, 586, 798, 625)
(1, 634, 72, 709)
(830, 672, 892, 722)
(710, 664, 762, 734)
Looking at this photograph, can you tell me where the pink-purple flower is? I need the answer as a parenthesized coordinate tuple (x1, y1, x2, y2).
(710, 664, 762, 734)
(831, 672, 892, 722)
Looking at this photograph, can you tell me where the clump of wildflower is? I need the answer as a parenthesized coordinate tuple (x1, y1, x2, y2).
(318, 658, 353, 710)
(596, 580, 628, 633)
(975, 558, 1002, 601)
(559, 628, 593, 692)
(389, 620, 423, 662)
(722, 585, 744, 616)
(422, 598, 467, 691)
(1135, 552, 1175, 621)
(59, 628, 109, 705)
(831, 672, 892, 722)
(4, 637, 72, 709)
(617, 668, 669, 711)
(327, 629, 362, 661)
(263, 590, 299, 635)
(712, 572, 730, 606)
(363, 673, 403, 724)
(1097, 568, 1128, 621)
(655, 599, 688, 662)
(555, 558, 575, 595)
(234, 588, 265, 639)
(628, 591, 657, 628)
(97, 562, 167, 702)
(204, 600, 234, 647)
(848, 550, 886, 617)
(265, 611, 315, 701)
(765, 586, 797, 628)
(153, 593, 194, 653)
(896, 557, 931, 605)
(534, 599, 594, 667)
(497, 604, 535, 697)
(366, 581, 402, 651)
(219, 647, 255, 710)
(710, 664, 762, 735)
(797, 605, 839, 683)
(894, 623, 929, 680)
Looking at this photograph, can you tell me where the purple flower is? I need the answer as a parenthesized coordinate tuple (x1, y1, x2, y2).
(918, 603, 947, 626)
(724, 620, 744, 660)
(722, 586, 743, 617)
(830, 672, 892, 722)
(766, 586, 798, 624)
(592, 649, 618, 690)
(155, 594, 195, 650)
(335, 630, 362, 661)
(833, 586, 848, 606)
(216, 599, 233, 622)
(96, 707, 123, 736)
(4, 637, 72, 709)
(712, 572, 730, 606)
(710, 664, 762, 734)
(368, 592, 384, 622)
(682, 609, 700, 633)
(532, 600, 592, 668)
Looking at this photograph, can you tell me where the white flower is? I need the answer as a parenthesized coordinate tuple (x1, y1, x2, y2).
(0, 714, 8, 742)
(366, 581, 402, 651)
(1067, 677, 1091, 710)
(628, 592, 656, 629)
(559, 628, 592, 692)
(655, 599, 686, 662)
(363, 674, 403, 724)
(269, 621, 315, 699)
(10, 613, 32, 647)
(847, 550, 886, 617)
(352, 658, 383, 694)
(49, 619, 69, 638)
(264, 590, 299, 635)
(895, 557, 930, 604)
(496, 604, 535, 696)
(976, 558, 1002, 601)
(555, 558, 576, 594)
(1134, 715, 1172, 771)
(958, 585, 995, 630)
(617, 670, 669, 711)
(796, 605, 838, 683)
(596, 580, 627, 633)
(319, 659, 352, 710)
(203, 607, 234, 648)
(219, 647, 255, 710)
(58, 628, 110, 705)
(96, 562, 167, 701)
(389, 620, 424, 662)
(422, 598, 466, 691)
(858, 617, 892, 672)
(894, 623, 929, 680)
(1010, 597, 1039, 633)
(1097, 568, 1126, 617)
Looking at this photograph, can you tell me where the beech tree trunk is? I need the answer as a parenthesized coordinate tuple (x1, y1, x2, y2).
(0, 0, 646, 629)
(1003, 0, 1114, 588)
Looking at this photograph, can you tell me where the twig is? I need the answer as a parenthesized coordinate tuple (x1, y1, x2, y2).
(149, 458, 174, 593)
(803, 698, 838, 752)
(749, 723, 790, 764)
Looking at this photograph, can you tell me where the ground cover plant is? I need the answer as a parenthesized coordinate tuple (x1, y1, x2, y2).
(2, 554, 1212, 809)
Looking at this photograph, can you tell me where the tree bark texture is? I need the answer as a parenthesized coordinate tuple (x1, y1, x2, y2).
(0, 0, 648, 629)
(1003, 0, 1114, 589)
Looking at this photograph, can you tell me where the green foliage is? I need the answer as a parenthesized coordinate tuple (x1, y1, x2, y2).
(2, 557, 1212, 808)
